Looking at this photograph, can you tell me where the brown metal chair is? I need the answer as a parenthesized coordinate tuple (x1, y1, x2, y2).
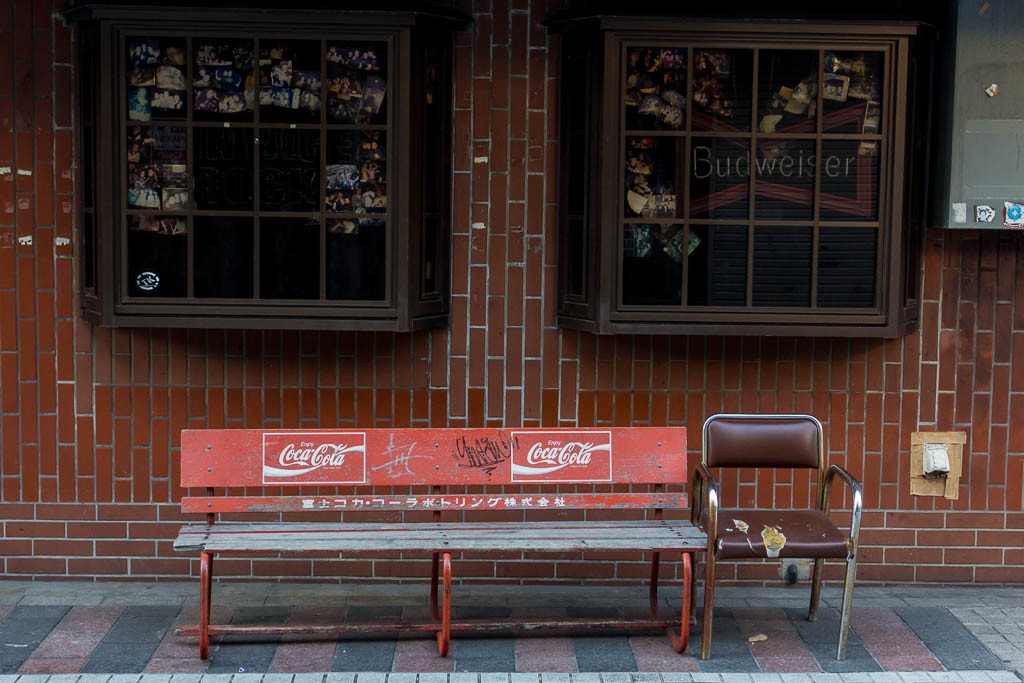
(689, 414, 863, 660)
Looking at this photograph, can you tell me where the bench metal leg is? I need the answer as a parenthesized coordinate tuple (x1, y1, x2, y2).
(649, 551, 660, 614)
(436, 552, 452, 656)
(430, 551, 440, 620)
(668, 551, 693, 653)
(199, 551, 213, 660)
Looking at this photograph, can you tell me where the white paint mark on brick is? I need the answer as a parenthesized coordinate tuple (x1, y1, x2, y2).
(17, 235, 32, 245)
(17, 169, 32, 176)
(0, 167, 11, 175)
(474, 156, 489, 163)
(55, 237, 71, 246)
(17, 198, 30, 210)
(472, 222, 487, 230)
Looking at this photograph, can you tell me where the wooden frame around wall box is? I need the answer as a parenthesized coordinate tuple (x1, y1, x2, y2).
(909, 431, 966, 500)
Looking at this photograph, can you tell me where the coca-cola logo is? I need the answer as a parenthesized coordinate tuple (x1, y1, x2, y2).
(262, 432, 366, 484)
(511, 431, 612, 482)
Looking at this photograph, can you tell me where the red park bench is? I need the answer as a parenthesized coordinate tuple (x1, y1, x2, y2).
(173, 427, 707, 659)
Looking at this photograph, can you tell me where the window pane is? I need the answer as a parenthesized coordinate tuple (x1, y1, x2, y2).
(260, 217, 320, 299)
(757, 49, 818, 135)
(754, 138, 815, 221)
(752, 226, 811, 307)
(624, 46, 686, 131)
(690, 137, 749, 220)
(820, 140, 878, 222)
(621, 223, 683, 306)
(692, 49, 752, 132)
(822, 52, 883, 135)
(326, 218, 386, 301)
(127, 36, 187, 122)
(818, 227, 876, 308)
(194, 127, 254, 211)
(194, 216, 254, 298)
(326, 42, 388, 125)
(127, 126, 187, 211)
(625, 136, 679, 219)
(260, 128, 321, 212)
(193, 39, 256, 123)
(687, 225, 746, 306)
(258, 39, 322, 124)
(326, 130, 387, 215)
(126, 215, 188, 297)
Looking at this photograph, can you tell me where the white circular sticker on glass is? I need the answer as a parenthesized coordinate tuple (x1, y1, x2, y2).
(136, 271, 160, 291)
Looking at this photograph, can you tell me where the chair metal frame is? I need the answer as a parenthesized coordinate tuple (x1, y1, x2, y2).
(689, 413, 863, 660)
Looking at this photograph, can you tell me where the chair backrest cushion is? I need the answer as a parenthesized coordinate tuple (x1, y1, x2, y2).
(703, 414, 821, 469)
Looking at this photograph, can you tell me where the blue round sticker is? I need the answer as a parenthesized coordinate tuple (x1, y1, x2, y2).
(1008, 205, 1023, 221)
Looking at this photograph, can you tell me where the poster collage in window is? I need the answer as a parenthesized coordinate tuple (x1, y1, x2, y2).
(620, 45, 884, 307)
(124, 37, 390, 222)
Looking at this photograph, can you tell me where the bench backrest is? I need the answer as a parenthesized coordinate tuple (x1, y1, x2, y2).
(180, 427, 687, 515)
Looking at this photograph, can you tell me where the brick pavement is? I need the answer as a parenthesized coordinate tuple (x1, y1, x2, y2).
(0, 582, 1020, 683)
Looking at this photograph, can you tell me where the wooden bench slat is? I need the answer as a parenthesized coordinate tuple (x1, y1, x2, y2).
(182, 492, 689, 514)
(174, 520, 706, 554)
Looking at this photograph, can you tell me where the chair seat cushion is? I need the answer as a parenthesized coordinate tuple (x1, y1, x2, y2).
(716, 509, 850, 560)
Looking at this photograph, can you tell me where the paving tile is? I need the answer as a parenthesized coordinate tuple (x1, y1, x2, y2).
(30, 607, 124, 659)
(514, 638, 577, 673)
(329, 639, 397, 672)
(627, 635, 699, 672)
(480, 673, 510, 683)
(0, 605, 71, 674)
(17, 657, 89, 674)
(894, 608, 1005, 671)
(695, 611, 758, 674)
(138, 675, 172, 683)
(417, 673, 452, 683)
(572, 636, 636, 673)
(268, 641, 336, 673)
(391, 639, 453, 673)
(349, 674, 381, 683)
(81, 607, 180, 674)
(143, 658, 209, 674)
(755, 657, 819, 673)
(452, 636, 515, 672)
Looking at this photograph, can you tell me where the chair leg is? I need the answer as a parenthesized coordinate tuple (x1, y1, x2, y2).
(699, 551, 716, 660)
(199, 551, 213, 660)
(808, 558, 825, 622)
(689, 550, 700, 626)
(837, 553, 858, 660)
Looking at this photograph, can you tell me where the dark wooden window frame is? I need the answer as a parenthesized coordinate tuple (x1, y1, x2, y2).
(550, 16, 926, 337)
(67, 5, 468, 331)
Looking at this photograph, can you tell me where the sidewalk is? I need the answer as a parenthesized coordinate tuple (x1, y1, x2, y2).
(0, 580, 1021, 683)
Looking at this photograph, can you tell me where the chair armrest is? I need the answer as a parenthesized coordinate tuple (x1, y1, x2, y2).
(690, 462, 720, 546)
(822, 464, 864, 551)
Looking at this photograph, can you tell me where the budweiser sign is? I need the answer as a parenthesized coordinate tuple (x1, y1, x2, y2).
(262, 432, 366, 484)
(510, 431, 612, 482)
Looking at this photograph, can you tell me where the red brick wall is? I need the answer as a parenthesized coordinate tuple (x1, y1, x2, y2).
(1, 0, 1022, 585)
